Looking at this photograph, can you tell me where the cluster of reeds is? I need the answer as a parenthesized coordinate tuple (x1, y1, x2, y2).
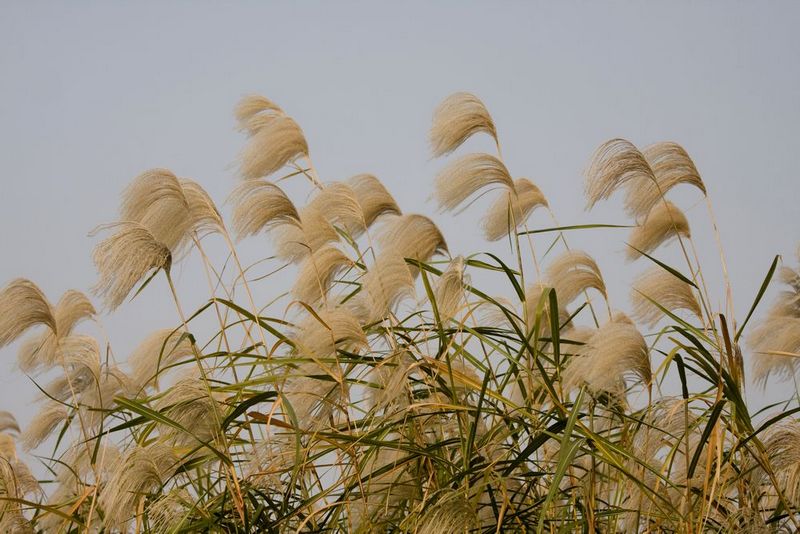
(0, 92, 799, 533)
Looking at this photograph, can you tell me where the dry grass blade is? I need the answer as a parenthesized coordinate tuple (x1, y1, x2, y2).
(91, 223, 171, 311)
(627, 200, 690, 260)
(430, 92, 497, 157)
(291, 245, 352, 305)
(434, 152, 513, 212)
(585, 138, 655, 210)
(631, 266, 702, 327)
(544, 250, 607, 307)
(230, 179, 300, 240)
(240, 114, 308, 179)
(483, 178, 548, 241)
(0, 278, 56, 348)
(348, 173, 401, 227)
(377, 214, 448, 263)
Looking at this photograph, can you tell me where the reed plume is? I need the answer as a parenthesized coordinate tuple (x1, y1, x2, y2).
(180, 178, 225, 236)
(434, 153, 514, 212)
(377, 214, 448, 263)
(91, 223, 172, 310)
(235, 94, 284, 133)
(230, 179, 300, 239)
(626, 200, 690, 260)
(0, 412, 19, 434)
(631, 266, 702, 327)
(434, 255, 467, 323)
(154, 377, 221, 444)
(291, 245, 352, 305)
(585, 138, 655, 210)
(308, 182, 366, 236)
(240, 114, 308, 179)
(544, 250, 607, 307)
(272, 203, 340, 262)
(348, 173, 401, 227)
(0, 278, 55, 348)
(350, 253, 415, 322)
(129, 328, 195, 390)
(482, 178, 548, 241)
(430, 92, 497, 157)
(21, 401, 69, 450)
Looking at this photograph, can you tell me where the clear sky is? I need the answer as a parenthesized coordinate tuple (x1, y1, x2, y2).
(2, 2, 799, 431)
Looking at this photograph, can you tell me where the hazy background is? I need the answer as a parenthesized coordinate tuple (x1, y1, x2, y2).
(2, 1, 799, 448)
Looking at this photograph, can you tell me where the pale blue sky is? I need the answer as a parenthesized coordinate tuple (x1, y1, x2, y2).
(1, 2, 799, 431)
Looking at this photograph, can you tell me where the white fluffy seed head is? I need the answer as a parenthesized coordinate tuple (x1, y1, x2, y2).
(430, 92, 497, 157)
(434, 153, 514, 212)
(585, 139, 655, 210)
(631, 266, 701, 327)
(482, 178, 548, 241)
(627, 201, 690, 260)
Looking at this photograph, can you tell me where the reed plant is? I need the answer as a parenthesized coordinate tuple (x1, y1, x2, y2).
(1, 92, 799, 533)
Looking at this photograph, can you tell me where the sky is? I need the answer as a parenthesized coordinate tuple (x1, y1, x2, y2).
(1, 1, 799, 441)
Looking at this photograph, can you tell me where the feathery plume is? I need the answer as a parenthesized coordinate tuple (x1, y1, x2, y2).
(129, 328, 194, 390)
(0, 412, 19, 434)
(416, 490, 478, 534)
(0, 278, 55, 348)
(78, 366, 134, 429)
(761, 420, 800, 504)
(563, 313, 651, 396)
(147, 488, 192, 534)
(624, 141, 707, 219)
(585, 139, 655, 210)
(91, 223, 171, 310)
(100, 441, 178, 529)
(348, 174, 401, 227)
(523, 282, 570, 336)
(291, 245, 352, 305)
(230, 179, 300, 239)
(434, 153, 513, 212)
(350, 253, 415, 323)
(154, 377, 221, 444)
(368, 351, 416, 411)
(544, 250, 607, 307)
(434, 256, 467, 323)
(272, 202, 340, 262)
(235, 94, 284, 133)
(42, 335, 102, 401)
(308, 182, 366, 236)
(180, 178, 225, 235)
(430, 92, 497, 157)
(120, 168, 192, 252)
(291, 307, 368, 358)
(631, 266, 701, 327)
(750, 317, 800, 384)
(349, 445, 418, 530)
(378, 214, 448, 263)
(483, 178, 548, 241)
(21, 401, 69, 450)
(627, 200, 690, 260)
(240, 114, 308, 179)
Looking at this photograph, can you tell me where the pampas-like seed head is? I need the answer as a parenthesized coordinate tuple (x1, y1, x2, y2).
(129, 328, 194, 390)
(91, 223, 171, 310)
(434, 256, 467, 323)
(749, 317, 800, 385)
(563, 314, 651, 396)
(240, 114, 308, 179)
(585, 139, 655, 210)
(482, 178, 548, 241)
(624, 141, 707, 219)
(350, 253, 416, 323)
(100, 441, 178, 529)
(235, 94, 284, 133)
(430, 92, 497, 157)
(308, 182, 367, 236)
(0, 278, 55, 348)
(120, 168, 192, 252)
(230, 179, 300, 240)
(544, 250, 607, 307)
(378, 214, 448, 264)
(631, 266, 701, 327)
(78, 366, 135, 429)
(179, 178, 224, 236)
(291, 245, 352, 305)
(627, 200, 690, 260)
(0, 412, 20, 434)
(41, 335, 102, 401)
(21, 401, 69, 450)
(147, 488, 192, 534)
(523, 282, 570, 336)
(272, 203, 340, 263)
(154, 377, 221, 444)
(291, 307, 368, 358)
(348, 174, 401, 227)
(434, 153, 513, 212)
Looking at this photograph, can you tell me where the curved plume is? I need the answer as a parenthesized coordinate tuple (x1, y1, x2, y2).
(129, 328, 194, 390)
(0, 412, 20, 434)
(154, 377, 221, 444)
(348, 174, 401, 227)
(291, 245, 352, 305)
(378, 214, 448, 263)
(523, 282, 570, 336)
(308, 182, 366, 236)
(235, 94, 284, 134)
(91, 223, 171, 310)
(78, 366, 135, 429)
(585, 139, 655, 210)
(430, 92, 497, 157)
(120, 168, 192, 252)
(624, 142, 707, 219)
(544, 250, 607, 307)
(291, 307, 367, 357)
(272, 203, 340, 263)
(563, 313, 651, 396)
(179, 179, 224, 236)
(0, 279, 55, 348)
(41, 335, 101, 401)
(434, 153, 514, 212)
(627, 200, 690, 260)
(483, 178, 548, 241)
(351, 253, 415, 323)
(240, 114, 308, 179)
(434, 256, 467, 323)
(230, 179, 300, 239)
(631, 266, 702, 327)
(21, 401, 68, 450)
